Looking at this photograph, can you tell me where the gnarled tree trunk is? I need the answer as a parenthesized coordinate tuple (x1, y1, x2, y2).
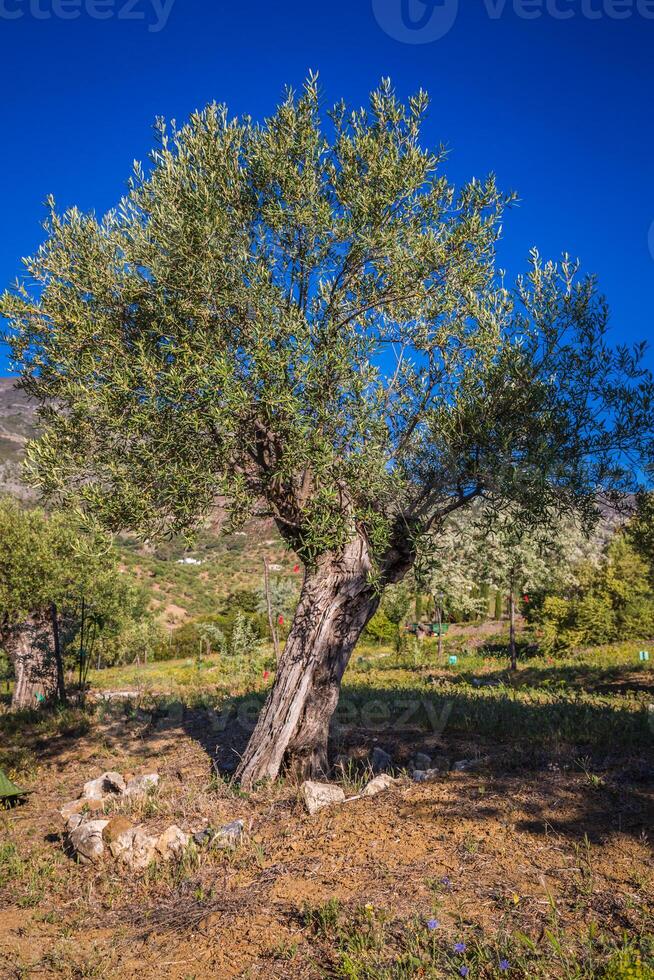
(3, 616, 58, 710)
(236, 532, 382, 788)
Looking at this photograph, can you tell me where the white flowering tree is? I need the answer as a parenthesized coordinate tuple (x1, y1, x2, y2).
(475, 508, 601, 668)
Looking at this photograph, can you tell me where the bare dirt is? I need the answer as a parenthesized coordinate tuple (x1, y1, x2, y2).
(1, 701, 652, 978)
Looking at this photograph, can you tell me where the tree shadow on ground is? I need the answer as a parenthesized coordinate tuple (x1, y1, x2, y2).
(172, 680, 654, 843)
(370, 658, 654, 695)
(3, 681, 651, 845)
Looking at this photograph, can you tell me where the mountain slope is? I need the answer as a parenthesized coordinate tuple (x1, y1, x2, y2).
(0, 378, 38, 499)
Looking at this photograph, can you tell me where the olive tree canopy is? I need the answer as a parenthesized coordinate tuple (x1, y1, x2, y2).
(3, 77, 653, 784)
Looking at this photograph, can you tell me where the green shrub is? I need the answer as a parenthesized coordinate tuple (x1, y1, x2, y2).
(162, 609, 267, 661)
(363, 610, 397, 644)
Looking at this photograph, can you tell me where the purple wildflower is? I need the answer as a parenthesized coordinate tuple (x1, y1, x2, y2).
(426, 919, 440, 931)
(441, 876, 452, 888)
(454, 943, 467, 954)
(460, 969, 469, 978)
(499, 960, 510, 971)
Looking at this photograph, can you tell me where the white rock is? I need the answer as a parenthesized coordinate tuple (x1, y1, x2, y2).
(108, 829, 137, 860)
(66, 812, 84, 832)
(120, 827, 159, 869)
(82, 772, 126, 800)
(155, 825, 190, 861)
(300, 780, 346, 815)
(124, 773, 159, 798)
(213, 819, 244, 849)
(361, 774, 398, 797)
(69, 819, 109, 864)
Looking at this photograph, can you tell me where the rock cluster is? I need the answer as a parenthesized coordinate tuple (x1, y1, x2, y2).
(61, 770, 247, 870)
(300, 771, 399, 814)
(60, 770, 187, 869)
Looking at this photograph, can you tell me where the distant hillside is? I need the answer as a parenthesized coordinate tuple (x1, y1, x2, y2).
(0, 377, 291, 624)
(0, 378, 38, 499)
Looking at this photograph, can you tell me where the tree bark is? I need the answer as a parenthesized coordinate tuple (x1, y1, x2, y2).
(433, 595, 443, 661)
(263, 556, 281, 662)
(509, 589, 517, 671)
(50, 603, 67, 704)
(236, 532, 381, 788)
(3, 615, 58, 710)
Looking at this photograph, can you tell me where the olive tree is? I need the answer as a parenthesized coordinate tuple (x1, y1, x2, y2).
(472, 507, 602, 669)
(0, 498, 148, 708)
(415, 508, 490, 659)
(3, 78, 652, 784)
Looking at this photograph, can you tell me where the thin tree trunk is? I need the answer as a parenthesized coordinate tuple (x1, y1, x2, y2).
(236, 533, 380, 788)
(51, 603, 67, 704)
(433, 595, 443, 661)
(4, 615, 58, 710)
(263, 556, 281, 662)
(509, 589, 517, 671)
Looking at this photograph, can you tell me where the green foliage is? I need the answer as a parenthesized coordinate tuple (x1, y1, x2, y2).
(363, 609, 397, 644)
(379, 582, 412, 625)
(0, 496, 155, 670)
(629, 491, 654, 585)
(416, 502, 598, 626)
(537, 533, 654, 654)
(230, 610, 262, 658)
(3, 76, 651, 579)
(254, 576, 298, 623)
(166, 609, 267, 660)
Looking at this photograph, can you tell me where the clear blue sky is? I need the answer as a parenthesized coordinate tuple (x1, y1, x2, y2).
(1, 0, 652, 372)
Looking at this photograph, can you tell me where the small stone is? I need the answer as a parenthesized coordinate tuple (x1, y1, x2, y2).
(124, 773, 159, 798)
(361, 773, 397, 797)
(192, 828, 214, 847)
(69, 819, 109, 864)
(370, 747, 393, 773)
(66, 812, 84, 832)
(213, 819, 244, 849)
(82, 772, 126, 800)
(300, 780, 346, 815)
(412, 769, 440, 783)
(155, 825, 190, 860)
(413, 753, 432, 771)
(453, 759, 479, 772)
(60, 799, 86, 821)
(103, 816, 134, 844)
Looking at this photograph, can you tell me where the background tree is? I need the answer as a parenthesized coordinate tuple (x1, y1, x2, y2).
(537, 531, 654, 654)
(257, 566, 298, 660)
(3, 78, 652, 784)
(0, 498, 150, 708)
(415, 508, 490, 659)
(629, 492, 654, 585)
(482, 510, 596, 669)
